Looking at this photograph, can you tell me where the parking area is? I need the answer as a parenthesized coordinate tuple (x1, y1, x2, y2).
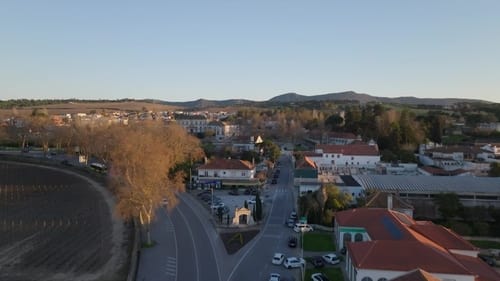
(192, 187, 273, 224)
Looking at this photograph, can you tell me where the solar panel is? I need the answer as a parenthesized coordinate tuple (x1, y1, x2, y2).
(382, 215, 403, 240)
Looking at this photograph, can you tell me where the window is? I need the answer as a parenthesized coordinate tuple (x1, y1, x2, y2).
(361, 277, 373, 281)
(378, 278, 388, 281)
(204, 171, 208, 177)
(351, 156, 354, 160)
(355, 233, 363, 242)
(241, 172, 246, 176)
(337, 154, 340, 158)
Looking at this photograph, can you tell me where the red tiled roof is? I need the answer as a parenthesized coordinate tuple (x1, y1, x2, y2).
(390, 269, 441, 281)
(453, 253, 500, 281)
(348, 240, 470, 274)
(316, 144, 379, 156)
(410, 223, 477, 251)
(198, 159, 254, 170)
(296, 157, 317, 169)
(335, 208, 416, 241)
(302, 151, 322, 157)
(419, 166, 468, 176)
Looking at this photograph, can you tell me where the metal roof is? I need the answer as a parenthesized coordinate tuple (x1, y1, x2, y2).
(353, 175, 500, 194)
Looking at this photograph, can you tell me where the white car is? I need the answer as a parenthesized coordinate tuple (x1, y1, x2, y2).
(269, 273, 281, 281)
(283, 257, 305, 269)
(272, 253, 285, 265)
(322, 253, 340, 265)
(311, 273, 330, 281)
(293, 223, 313, 233)
(247, 198, 263, 204)
(210, 202, 225, 210)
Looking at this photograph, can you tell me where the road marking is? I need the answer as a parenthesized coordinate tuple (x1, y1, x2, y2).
(165, 256, 177, 276)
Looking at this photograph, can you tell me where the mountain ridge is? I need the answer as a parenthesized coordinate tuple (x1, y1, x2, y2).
(160, 91, 491, 108)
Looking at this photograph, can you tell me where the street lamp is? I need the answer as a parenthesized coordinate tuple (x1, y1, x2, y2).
(301, 230, 305, 281)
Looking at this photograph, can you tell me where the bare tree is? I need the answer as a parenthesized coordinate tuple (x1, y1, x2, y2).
(108, 122, 203, 245)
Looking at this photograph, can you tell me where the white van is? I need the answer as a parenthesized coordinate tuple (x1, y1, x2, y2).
(293, 223, 313, 233)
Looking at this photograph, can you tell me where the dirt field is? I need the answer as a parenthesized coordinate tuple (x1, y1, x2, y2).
(0, 101, 180, 119)
(0, 161, 128, 281)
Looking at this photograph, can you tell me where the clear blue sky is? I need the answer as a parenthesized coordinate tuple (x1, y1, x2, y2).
(1, 1, 499, 103)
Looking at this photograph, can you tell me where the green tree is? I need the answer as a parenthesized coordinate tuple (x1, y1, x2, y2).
(255, 192, 263, 221)
(434, 193, 463, 221)
(489, 162, 500, 177)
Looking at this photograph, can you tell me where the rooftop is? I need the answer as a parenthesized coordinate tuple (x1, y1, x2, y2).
(198, 158, 254, 170)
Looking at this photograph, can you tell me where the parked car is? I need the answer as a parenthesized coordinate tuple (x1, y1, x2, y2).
(293, 223, 313, 233)
(288, 236, 297, 248)
(283, 257, 305, 269)
(210, 202, 225, 210)
(269, 273, 281, 281)
(286, 218, 295, 228)
(247, 197, 263, 204)
(310, 256, 324, 268)
(311, 273, 330, 281)
(272, 253, 285, 265)
(321, 253, 340, 265)
(289, 211, 297, 220)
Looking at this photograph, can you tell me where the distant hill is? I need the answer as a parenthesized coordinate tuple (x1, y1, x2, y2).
(159, 91, 490, 108)
(267, 91, 489, 106)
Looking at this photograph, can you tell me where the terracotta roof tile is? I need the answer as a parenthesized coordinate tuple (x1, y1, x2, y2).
(336, 208, 416, 240)
(453, 253, 500, 281)
(390, 269, 441, 281)
(348, 240, 470, 274)
(410, 223, 477, 251)
(198, 159, 254, 170)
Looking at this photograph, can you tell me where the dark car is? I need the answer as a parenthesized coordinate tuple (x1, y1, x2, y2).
(310, 256, 325, 268)
(288, 236, 297, 248)
(228, 188, 239, 195)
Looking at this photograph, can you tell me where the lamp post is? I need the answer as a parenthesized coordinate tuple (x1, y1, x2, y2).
(301, 230, 305, 281)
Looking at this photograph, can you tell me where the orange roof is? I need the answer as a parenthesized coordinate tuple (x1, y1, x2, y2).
(316, 144, 379, 156)
(198, 159, 254, 170)
(453, 253, 500, 281)
(410, 222, 477, 251)
(336, 208, 416, 241)
(296, 157, 317, 169)
(348, 240, 470, 274)
(390, 269, 440, 281)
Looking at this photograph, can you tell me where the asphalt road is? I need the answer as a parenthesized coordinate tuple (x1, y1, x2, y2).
(228, 155, 301, 281)
(137, 196, 221, 281)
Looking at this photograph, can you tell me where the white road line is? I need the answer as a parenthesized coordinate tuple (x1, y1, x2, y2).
(176, 206, 200, 281)
(165, 209, 178, 281)
(165, 257, 177, 276)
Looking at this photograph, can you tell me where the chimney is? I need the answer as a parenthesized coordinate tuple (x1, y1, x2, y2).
(387, 193, 393, 210)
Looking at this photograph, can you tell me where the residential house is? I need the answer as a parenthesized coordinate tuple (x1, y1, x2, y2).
(175, 113, 208, 134)
(207, 121, 239, 140)
(294, 156, 320, 195)
(335, 208, 500, 281)
(307, 142, 380, 172)
(231, 135, 263, 153)
(196, 158, 258, 187)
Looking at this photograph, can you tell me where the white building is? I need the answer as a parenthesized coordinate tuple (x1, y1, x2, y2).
(175, 114, 208, 134)
(335, 208, 499, 281)
(197, 158, 258, 187)
(306, 143, 380, 171)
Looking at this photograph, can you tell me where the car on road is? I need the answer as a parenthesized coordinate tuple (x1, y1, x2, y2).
(322, 253, 340, 265)
(247, 197, 263, 204)
(293, 223, 313, 233)
(311, 273, 330, 281)
(161, 198, 168, 206)
(287, 236, 297, 248)
(283, 257, 305, 269)
(269, 273, 281, 281)
(310, 256, 324, 268)
(286, 218, 296, 227)
(210, 202, 225, 210)
(272, 253, 285, 265)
